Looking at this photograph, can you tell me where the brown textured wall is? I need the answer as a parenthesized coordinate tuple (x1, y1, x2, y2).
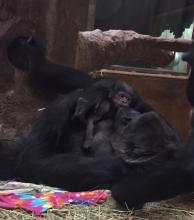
(0, 0, 79, 139)
(99, 70, 191, 140)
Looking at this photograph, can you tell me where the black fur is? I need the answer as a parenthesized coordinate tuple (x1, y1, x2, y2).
(11, 89, 181, 209)
(7, 36, 93, 95)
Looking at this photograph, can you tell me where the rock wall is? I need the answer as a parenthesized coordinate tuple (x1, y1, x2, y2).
(0, 0, 79, 139)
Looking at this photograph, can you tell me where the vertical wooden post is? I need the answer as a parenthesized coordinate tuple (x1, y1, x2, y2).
(87, 0, 96, 30)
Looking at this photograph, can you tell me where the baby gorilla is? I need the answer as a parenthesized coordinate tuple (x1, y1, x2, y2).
(74, 79, 135, 154)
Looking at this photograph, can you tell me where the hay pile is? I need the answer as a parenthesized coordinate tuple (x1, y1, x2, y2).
(0, 203, 132, 220)
(1, 195, 194, 220)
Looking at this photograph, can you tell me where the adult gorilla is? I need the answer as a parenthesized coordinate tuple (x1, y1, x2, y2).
(0, 36, 185, 209)
(12, 87, 180, 209)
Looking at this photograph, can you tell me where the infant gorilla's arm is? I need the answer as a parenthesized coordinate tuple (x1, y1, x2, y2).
(76, 97, 111, 150)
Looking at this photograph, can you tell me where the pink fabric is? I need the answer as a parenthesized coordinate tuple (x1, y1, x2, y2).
(0, 190, 110, 215)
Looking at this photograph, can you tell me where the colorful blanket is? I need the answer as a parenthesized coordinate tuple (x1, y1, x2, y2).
(0, 181, 110, 215)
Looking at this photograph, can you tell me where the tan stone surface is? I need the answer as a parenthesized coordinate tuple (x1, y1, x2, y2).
(75, 29, 192, 72)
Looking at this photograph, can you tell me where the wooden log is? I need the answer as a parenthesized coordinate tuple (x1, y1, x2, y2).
(75, 29, 193, 72)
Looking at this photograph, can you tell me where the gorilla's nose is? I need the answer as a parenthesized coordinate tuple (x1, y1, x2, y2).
(125, 109, 140, 120)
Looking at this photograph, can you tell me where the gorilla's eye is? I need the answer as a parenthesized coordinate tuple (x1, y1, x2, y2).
(118, 91, 129, 99)
(120, 94, 124, 98)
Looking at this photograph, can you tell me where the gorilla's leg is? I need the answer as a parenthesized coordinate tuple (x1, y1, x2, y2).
(7, 36, 93, 94)
(17, 155, 127, 191)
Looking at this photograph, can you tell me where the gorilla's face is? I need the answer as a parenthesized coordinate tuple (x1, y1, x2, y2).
(111, 109, 179, 164)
